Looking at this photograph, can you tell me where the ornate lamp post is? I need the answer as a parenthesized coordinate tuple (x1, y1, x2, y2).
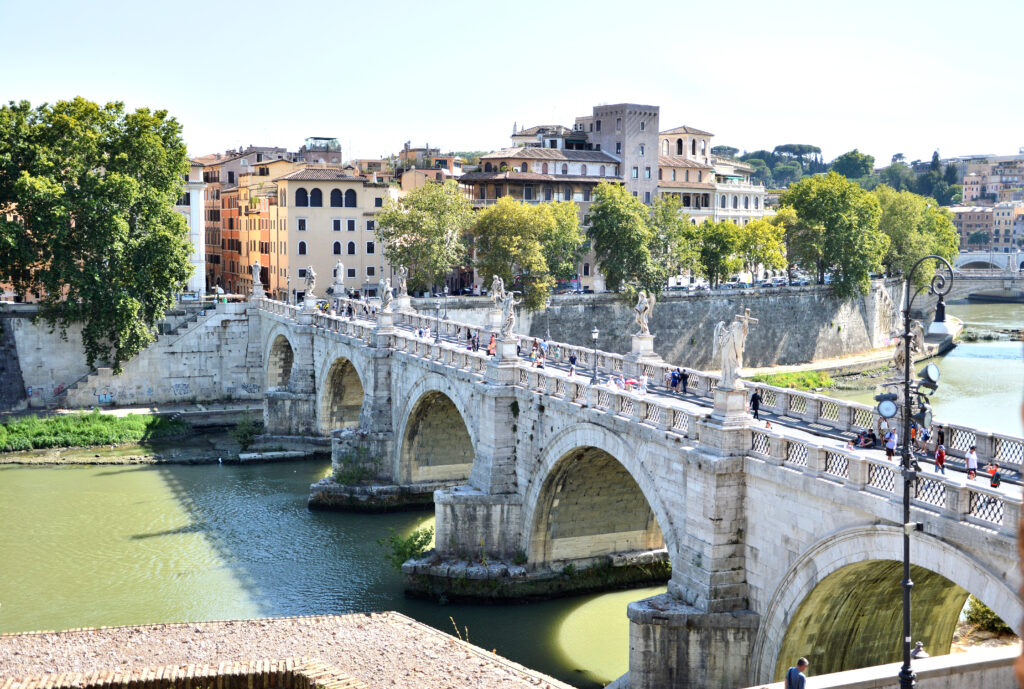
(434, 298, 442, 344)
(589, 327, 599, 385)
(877, 255, 953, 689)
(443, 284, 449, 320)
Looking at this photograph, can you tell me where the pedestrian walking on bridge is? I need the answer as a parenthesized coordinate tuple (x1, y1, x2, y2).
(785, 658, 808, 689)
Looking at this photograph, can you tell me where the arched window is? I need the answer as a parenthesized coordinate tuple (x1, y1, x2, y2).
(658, 168, 662, 180)
(330, 189, 343, 207)
(522, 162, 528, 172)
(676, 138, 683, 155)
(720, 194, 727, 207)
(298, 241, 307, 255)
(583, 262, 590, 276)
(333, 241, 341, 254)
(744, 196, 749, 209)
(561, 163, 568, 175)
(691, 139, 697, 156)
(754, 197, 759, 209)
(295, 187, 308, 206)
(310, 188, 323, 207)
(732, 195, 739, 209)
(344, 189, 356, 207)
(599, 165, 605, 176)
(347, 241, 356, 255)
(662, 140, 669, 156)
(563, 185, 573, 200)
(581, 165, 587, 176)
(701, 140, 706, 155)
(484, 162, 493, 172)
(542, 163, 549, 174)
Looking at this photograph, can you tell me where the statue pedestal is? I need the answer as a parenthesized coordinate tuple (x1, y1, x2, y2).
(496, 337, 518, 362)
(486, 338, 520, 384)
(711, 385, 747, 422)
(250, 285, 265, 301)
(623, 334, 662, 377)
(376, 311, 395, 330)
(696, 385, 753, 458)
(302, 295, 318, 313)
(487, 308, 502, 331)
(393, 295, 413, 313)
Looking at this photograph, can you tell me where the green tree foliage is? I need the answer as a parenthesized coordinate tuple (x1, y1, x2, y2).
(472, 196, 579, 311)
(0, 98, 193, 372)
(375, 180, 472, 291)
(963, 596, 1012, 635)
(968, 230, 989, 246)
(695, 220, 743, 288)
(830, 149, 875, 179)
(772, 162, 802, 186)
(780, 172, 887, 296)
(588, 182, 662, 294)
(738, 218, 787, 278)
(872, 185, 959, 282)
(648, 195, 698, 279)
(774, 144, 822, 165)
(711, 145, 739, 158)
(377, 525, 434, 570)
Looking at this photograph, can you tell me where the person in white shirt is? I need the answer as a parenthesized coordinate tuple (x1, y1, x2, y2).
(966, 445, 979, 479)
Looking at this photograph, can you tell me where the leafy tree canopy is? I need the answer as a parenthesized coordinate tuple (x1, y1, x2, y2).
(0, 98, 193, 372)
(872, 185, 959, 284)
(774, 144, 822, 160)
(968, 230, 989, 245)
(375, 180, 472, 291)
(587, 182, 662, 295)
(830, 148, 875, 179)
(711, 145, 739, 158)
(738, 218, 787, 278)
(695, 220, 742, 288)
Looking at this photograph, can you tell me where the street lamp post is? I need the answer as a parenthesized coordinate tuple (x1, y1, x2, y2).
(589, 327, 599, 385)
(434, 298, 442, 344)
(892, 255, 953, 689)
(443, 284, 449, 320)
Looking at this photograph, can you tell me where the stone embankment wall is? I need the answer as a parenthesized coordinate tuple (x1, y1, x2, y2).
(4, 302, 264, 410)
(413, 279, 906, 370)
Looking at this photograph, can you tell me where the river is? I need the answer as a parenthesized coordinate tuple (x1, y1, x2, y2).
(0, 302, 1020, 687)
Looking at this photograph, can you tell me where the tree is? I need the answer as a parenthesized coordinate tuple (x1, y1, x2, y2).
(0, 98, 193, 372)
(471, 196, 555, 311)
(891, 153, 905, 164)
(537, 200, 585, 283)
(830, 149, 875, 179)
(738, 218, 787, 278)
(745, 158, 773, 186)
(968, 230, 989, 246)
(880, 162, 915, 191)
(774, 144, 822, 165)
(375, 180, 472, 292)
(780, 172, 887, 297)
(871, 186, 962, 284)
(773, 162, 802, 186)
(711, 145, 739, 158)
(587, 182, 661, 294)
(648, 195, 697, 280)
(695, 220, 742, 288)
(943, 163, 960, 187)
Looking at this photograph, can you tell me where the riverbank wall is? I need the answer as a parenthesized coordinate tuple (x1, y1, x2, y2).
(414, 279, 907, 370)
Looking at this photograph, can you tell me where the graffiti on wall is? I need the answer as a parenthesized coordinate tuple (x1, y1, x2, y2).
(239, 382, 262, 394)
(171, 383, 191, 396)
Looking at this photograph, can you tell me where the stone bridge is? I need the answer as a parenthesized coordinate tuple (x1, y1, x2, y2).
(252, 297, 1022, 689)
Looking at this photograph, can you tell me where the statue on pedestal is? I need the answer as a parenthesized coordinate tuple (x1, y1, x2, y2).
(714, 309, 758, 389)
(333, 259, 345, 289)
(304, 265, 316, 298)
(633, 290, 655, 336)
(395, 265, 408, 297)
(499, 292, 520, 339)
(251, 261, 262, 292)
(379, 277, 393, 312)
(490, 275, 506, 309)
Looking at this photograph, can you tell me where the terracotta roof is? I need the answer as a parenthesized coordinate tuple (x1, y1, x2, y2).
(459, 171, 616, 184)
(658, 155, 712, 169)
(481, 147, 618, 163)
(273, 168, 366, 182)
(660, 125, 714, 137)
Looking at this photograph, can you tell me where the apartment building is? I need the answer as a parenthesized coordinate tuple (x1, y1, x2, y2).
(656, 155, 714, 222)
(274, 168, 400, 300)
(963, 155, 1024, 203)
(992, 202, 1024, 251)
(950, 206, 995, 248)
(575, 103, 660, 203)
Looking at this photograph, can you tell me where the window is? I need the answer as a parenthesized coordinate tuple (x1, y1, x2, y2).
(347, 219, 355, 231)
(615, 117, 622, 131)
(701, 140, 706, 155)
(330, 189, 343, 207)
(632, 167, 639, 179)
(298, 268, 306, 278)
(366, 220, 375, 232)
(721, 194, 727, 207)
(346, 268, 356, 278)
(692, 140, 697, 156)
(616, 142, 622, 155)
(333, 219, 341, 232)
(599, 165, 605, 176)
(333, 241, 341, 254)
(662, 140, 669, 156)
(297, 218, 307, 232)
(583, 188, 591, 202)
(542, 162, 549, 174)
(640, 121, 645, 131)
(366, 241, 375, 254)
(671, 170, 676, 181)
(367, 266, 376, 277)
(644, 167, 651, 179)
(564, 185, 572, 200)
(522, 162, 528, 172)
(524, 186, 534, 201)
(658, 169, 662, 180)
(344, 189, 357, 207)
(583, 263, 590, 276)
(596, 120, 601, 132)
(698, 171, 702, 182)
(298, 241, 307, 255)
(228, 171, 235, 184)
(544, 186, 553, 201)
(295, 188, 308, 206)
(644, 191, 651, 203)
(732, 195, 738, 209)
(484, 162, 493, 172)
(676, 139, 683, 155)
(561, 163, 568, 175)
(639, 144, 645, 156)
(581, 165, 587, 176)
(685, 170, 690, 182)
(744, 196, 749, 209)
(347, 241, 356, 255)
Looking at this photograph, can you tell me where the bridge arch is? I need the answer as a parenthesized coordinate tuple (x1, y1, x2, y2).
(394, 373, 476, 484)
(522, 424, 675, 570)
(317, 355, 365, 434)
(264, 327, 296, 390)
(751, 524, 1020, 683)
(959, 260, 1001, 270)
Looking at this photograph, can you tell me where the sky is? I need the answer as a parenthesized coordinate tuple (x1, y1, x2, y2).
(2, 0, 1022, 166)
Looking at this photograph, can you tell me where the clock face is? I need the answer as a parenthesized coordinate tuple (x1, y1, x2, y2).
(878, 400, 898, 419)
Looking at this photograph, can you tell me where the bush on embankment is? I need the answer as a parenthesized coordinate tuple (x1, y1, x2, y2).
(0, 410, 188, 451)
(748, 370, 834, 390)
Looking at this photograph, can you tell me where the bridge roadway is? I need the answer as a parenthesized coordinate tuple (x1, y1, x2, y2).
(255, 296, 1022, 689)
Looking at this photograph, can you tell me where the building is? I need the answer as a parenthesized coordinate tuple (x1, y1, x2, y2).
(949, 206, 995, 249)
(963, 155, 1024, 203)
(992, 202, 1024, 251)
(575, 103, 660, 202)
(274, 168, 400, 301)
(174, 162, 207, 295)
(296, 137, 342, 165)
(400, 167, 452, 191)
(656, 154, 714, 223)
(511, 124, 589, 150)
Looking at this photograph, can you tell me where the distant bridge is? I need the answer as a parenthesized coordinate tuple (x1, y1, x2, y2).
(252, 296, 1021, 689)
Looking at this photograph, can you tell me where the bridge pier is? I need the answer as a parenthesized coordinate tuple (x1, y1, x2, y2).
(264, 323, 317, 436)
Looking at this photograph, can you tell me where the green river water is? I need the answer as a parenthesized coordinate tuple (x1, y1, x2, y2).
(0, 302, 1020, 687)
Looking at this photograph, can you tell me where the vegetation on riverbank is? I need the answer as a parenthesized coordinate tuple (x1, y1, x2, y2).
(0, 410, 188, 452)
(748, 370, 834, 390)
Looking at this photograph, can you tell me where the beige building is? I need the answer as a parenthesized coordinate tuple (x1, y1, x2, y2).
(275, 168, 400, 300)
(949, 206, 995, 248)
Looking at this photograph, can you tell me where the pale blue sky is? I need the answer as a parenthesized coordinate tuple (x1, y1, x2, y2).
(2, 0, 1021, 165)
